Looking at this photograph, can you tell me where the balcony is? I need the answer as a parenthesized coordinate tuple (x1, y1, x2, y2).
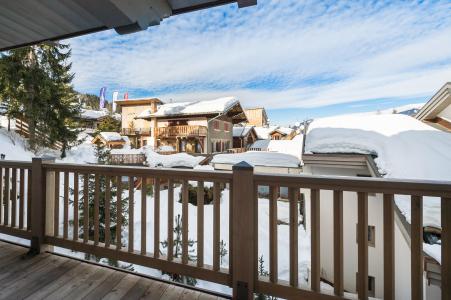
(155, 125, 208, 138)
(0, 159, 450, 299)
(121, 127, 151, 136)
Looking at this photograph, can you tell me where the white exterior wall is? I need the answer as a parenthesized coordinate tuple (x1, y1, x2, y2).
(303, 164, 415, 299)
(437, 104, 451, 121)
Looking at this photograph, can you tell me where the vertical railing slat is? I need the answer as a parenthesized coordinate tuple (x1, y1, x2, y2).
(228, 183, 233, 278)
(140, 177, 146, 254)
(167, 179, 174, 260)
(357, 192, 368, 300)
(442, 197, 451, 300)
(19, 169, 25, 229)
(269, 185, 278, 283)
(0, 168, 3, 225)
(27, 169, 31, 230)
(182, 179, 189, 264)
(383, 194, 395, 300)
(63, 171, 69, 239)
(83, 174, 89, 243)
(154, 178, 160, 258)
(197, 181, 204, 267)
(213, 182, 220, 271)
(311, 188, 320, 292)
(94, 173, 100, 245)
(411, 195, 423, 300)
(105, 176, 111, 247)
(333, 190, 344, 296)
(116, 175, 122, 250)
(11, 168, 17, 227)
(4, 168, 9, 225)
(73, 172, 79, 241)
(288, 187, 298, 287)
(54, 171, 59, 237)
(128, 176, 134, 252)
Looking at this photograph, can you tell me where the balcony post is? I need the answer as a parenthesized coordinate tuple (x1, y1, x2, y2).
(232, 161, 255, 300)
(29, 157, 54, 254)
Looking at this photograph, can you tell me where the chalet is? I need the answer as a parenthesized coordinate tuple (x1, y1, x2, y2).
(92, 132, 128, 149)
(416, 82, 451, 131)
(269, 126, 296, 140)
(244, 107, 268, 127)
(115, 97, 163, 148)
(232, 125, 257, 149)
(75, 109, 120, 133)
(137, 97, 247, 154)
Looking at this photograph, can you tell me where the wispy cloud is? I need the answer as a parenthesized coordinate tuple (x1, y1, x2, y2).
(67, 0, 451, 109)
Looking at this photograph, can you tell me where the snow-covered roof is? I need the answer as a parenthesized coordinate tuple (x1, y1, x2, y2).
(254, 126, 278, 139)
(110, 148, 144, 155)
(138, 97, 239, 118)
(145, 149, 203, 168)
(270, 126, 294, 136)
(99, 132, 124, 142)
(250, 135, 303, 159)
(306, 114, 451, 229)
(233, 126, 254, 137)
(211, 151, 301, 168)
(80, 109, 121, 121)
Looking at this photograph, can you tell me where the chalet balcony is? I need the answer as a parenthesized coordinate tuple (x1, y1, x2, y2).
(0, 159, 450, 300)
(121, 127, 151, 136)
(155, 125, 208, 138)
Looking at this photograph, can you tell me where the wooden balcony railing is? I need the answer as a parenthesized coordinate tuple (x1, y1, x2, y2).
(156, 125, 208, 137)
(0, 159, 450, 300)
(121, 127, 151, 136)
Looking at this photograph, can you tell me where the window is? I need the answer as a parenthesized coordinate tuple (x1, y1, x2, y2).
(355, 274, 375, 298)
(368, 225, 375, 247)
(224, 122, 230, 132)
(213, 120, 219, 130)
(356, 224, 376, 247)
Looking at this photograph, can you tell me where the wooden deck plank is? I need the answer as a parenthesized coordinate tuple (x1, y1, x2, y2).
(0, 241, 227, 300)
(101, 273, 140, 300)
(83, 270, 127, 300)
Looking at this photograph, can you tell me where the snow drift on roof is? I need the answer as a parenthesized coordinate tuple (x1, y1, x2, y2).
(233, 126, 253, 137)
(306, 114, 451, 229)
(212, 151, 301, 168)
(139, 97, 238, 118)
(250, 136, 303, 159)
(254, 126, 278, 139)
(99, 132, 123, 142)
(80, 109, 121, 121)
(271, 126, 294, 135)
(145, 149, 203, 168)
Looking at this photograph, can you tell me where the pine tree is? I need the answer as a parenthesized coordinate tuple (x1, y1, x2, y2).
(71, 142, 130, 268)
(0, 43, 81, 157)
(96, 115, 121, 133)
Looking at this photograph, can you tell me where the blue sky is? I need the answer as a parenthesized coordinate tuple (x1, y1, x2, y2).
(67, 0, 451, 125)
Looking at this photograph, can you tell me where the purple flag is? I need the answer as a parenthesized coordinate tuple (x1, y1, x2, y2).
(99, 87, 107, 108)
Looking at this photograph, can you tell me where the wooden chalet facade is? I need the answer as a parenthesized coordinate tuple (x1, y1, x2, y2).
(137, 97, 247, 154)
(269, 127, 296, 140)
(233, 126, 257, 149)
(244, 107, 268, 127)
(116, 98, 163, 148)
(91, 132, 127, 149)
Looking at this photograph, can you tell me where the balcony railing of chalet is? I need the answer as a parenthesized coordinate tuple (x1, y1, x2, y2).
(0, 158, 450, 300)
(155, 125, 208, 137)
(121, 127, 151, 135)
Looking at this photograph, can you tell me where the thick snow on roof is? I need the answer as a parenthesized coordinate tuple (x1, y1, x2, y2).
(145, 149, 203, 168)
(250, 135, 303, 159)
(212, 151, 301, 168)
(306, 114, 451, 229)
(139, 97, 238, 118)
(254, 126, 278, 139)
(233, 126, 253, 137)
(271, 126, 294, 135)
(80, 109, 121, 121)
(99, 132, 123, 142)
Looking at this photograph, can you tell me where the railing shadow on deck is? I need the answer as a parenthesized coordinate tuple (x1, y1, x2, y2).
(0, 158, 450, 300)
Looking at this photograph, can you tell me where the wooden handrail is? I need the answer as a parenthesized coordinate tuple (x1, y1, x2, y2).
(156, 125, 208, 137)
(0, 159, 450, 299)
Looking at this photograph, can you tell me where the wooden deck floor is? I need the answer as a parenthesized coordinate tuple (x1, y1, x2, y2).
(0, 241, 227, 300)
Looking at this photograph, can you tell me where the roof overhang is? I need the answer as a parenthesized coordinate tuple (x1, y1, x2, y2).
(0, 0, 256, 51)
(416, 82, 451, 121)
(115, 98, 163, 107)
